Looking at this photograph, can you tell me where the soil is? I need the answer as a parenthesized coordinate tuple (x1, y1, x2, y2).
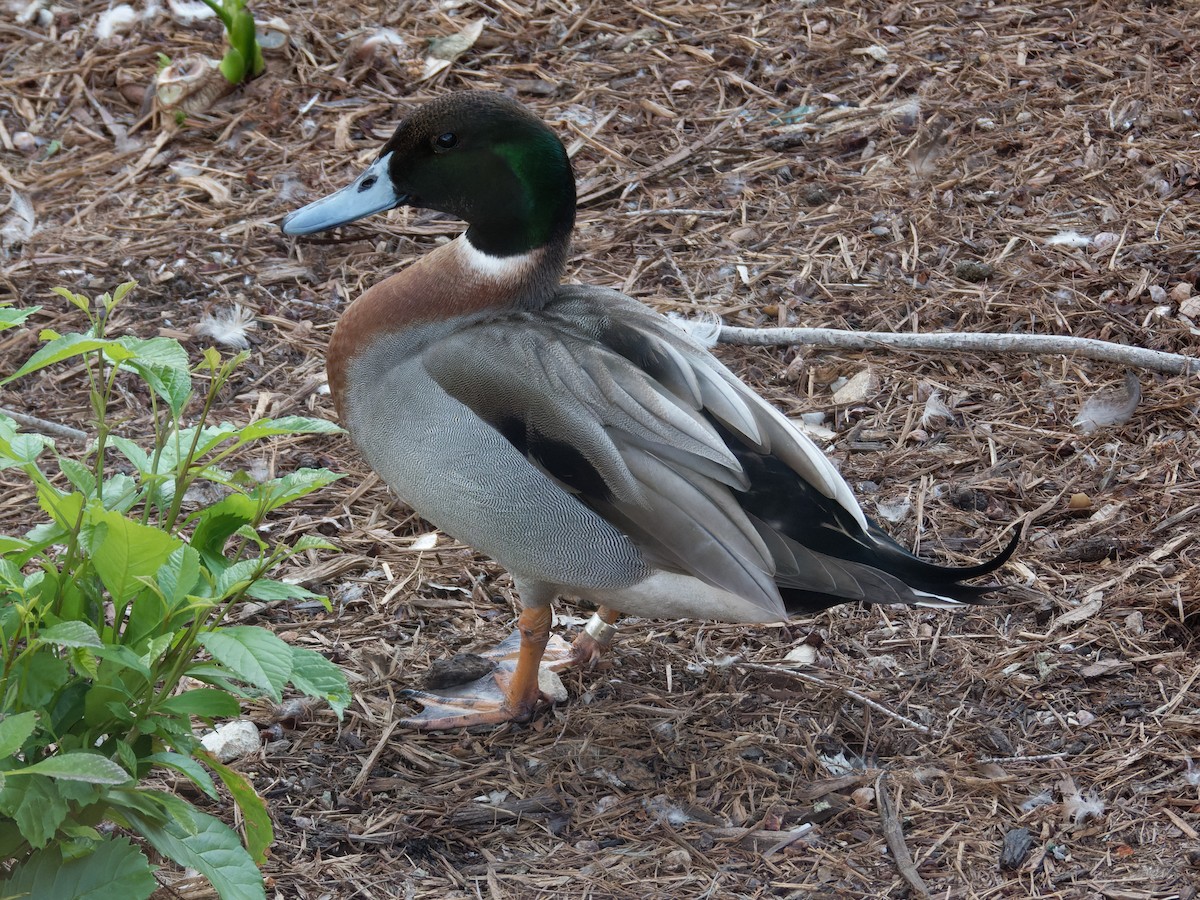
(2, 1, 1199, 897)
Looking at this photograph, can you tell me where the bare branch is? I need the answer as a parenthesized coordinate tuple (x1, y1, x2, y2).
(718, 326, 1200, 377)
(0, 408, 88, 442)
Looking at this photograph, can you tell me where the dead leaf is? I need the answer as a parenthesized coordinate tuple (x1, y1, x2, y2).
(1049, 594, 1103, 632)
(1079, 658, 1130, 679)
(422, 20, 484, 81)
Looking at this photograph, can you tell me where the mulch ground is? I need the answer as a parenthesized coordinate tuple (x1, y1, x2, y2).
(2, 1, 1199, 897)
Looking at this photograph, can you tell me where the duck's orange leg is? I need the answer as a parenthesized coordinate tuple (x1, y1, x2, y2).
(400, 606, 555, 729)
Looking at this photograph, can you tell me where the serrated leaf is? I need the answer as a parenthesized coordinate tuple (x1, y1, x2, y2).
(15, 752, 130, 785)
(156, 545, 203, 611)
(289, 647, 350, 719)
(143, 752, 219, 800)
(99, 473, 140, 513)
(115, 336, 193, 416)
(3, 334, 114, 384)
(39, 621, 103, 649)
(82, 505, 182, 603)
(16, 651, 69, 708)
(214, 557, 265, 599)
(157, 688, 241, 720)
(92, 645, 152, 681)
(49, 286, 90, 312)
(292, 534, 338, 553)
(125, 806, 266, 900)
(3, 774, 68, 848)
(189, 493, 259, 560)
(251, 468, 342, 513)
(0, 711, 38, 758)
(107, 436, 151, 474)
(0, 835, 156, 900)
(243, 578, 318, 602)
(198, 750, 273, 863)
(238, 416, 342, 442)
(111, 281, 137, 306)
(57, 457, 97, 496)
(0, 429, 52, 467)
(0, 304, 38, 332)
(196, 627, 291, 701)
(35, 483, 83, 530)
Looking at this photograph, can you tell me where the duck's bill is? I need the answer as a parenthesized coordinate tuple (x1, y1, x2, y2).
(281, 154, 406, 235)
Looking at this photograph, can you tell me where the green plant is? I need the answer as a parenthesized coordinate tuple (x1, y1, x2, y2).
(199, 0, 265, 85)
(0, 285, 349, 900)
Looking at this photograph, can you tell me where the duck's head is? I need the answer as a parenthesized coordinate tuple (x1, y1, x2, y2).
(281, 91, 576, 259)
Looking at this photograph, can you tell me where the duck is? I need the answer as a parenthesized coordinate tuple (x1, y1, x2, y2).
(281, 91, 1018, 730)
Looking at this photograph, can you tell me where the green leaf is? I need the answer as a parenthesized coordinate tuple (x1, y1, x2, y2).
(114, 335, 192, 416)
(16, 652, 69, 708)
(91, 645, 152, 681)
(35, 483, 83, 530)
(0, 304, 38, 333)
(196, 627, 291, 701)
(99, 473, 140, 513)
(39, 621, 103, 649)
(214, 557, 265, 599)
(3, 333, 114, 384)
(156, 545, 203, 611)
(0, 428, 52, 468)
(82, 505, 183, 603)
(0, 712, 38, 758)
(291, 534, 338, 553)
(238, 416, 341, 442)
(0, 534, 31, 555)
(49, 286, 90, 312)
(125, 806, 266, 900)
(289, 647, 350, 719)
(243, 578, 317, 602)
(199, 750, 273, 863)
(251, 468, 342, 513)
(218, 45, 247, 84)
(143, 752, 218, 800)
(189, 493, 258, 560)
(57, 457, 97, 496)
(111, 281, 137, 307)
(14, 752, 130, 785)
(107, 436, 150, 474)
(0, 836, 156, 900)
(2, 774, 68, 848)
(176, 422, 241, 460)
(157, 689, 241, 720)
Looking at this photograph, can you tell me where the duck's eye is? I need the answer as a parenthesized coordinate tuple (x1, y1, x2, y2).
(433, 132, 459, 150)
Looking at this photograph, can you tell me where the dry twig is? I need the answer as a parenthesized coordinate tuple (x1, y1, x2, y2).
(719, 326, 1200, 377)
(876, 771, 930, 899)
(0, 407, 88, 442)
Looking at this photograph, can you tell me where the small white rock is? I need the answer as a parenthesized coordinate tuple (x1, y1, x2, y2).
(831, 369, 878, 405)
(538, 666, 568, 703)
(200, 719, 261, 762)
(784, 644, 817, 667)
(12, 132, 37, 154)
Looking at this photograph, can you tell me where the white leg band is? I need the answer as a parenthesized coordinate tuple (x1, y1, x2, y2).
(584, 613, 618, 645)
